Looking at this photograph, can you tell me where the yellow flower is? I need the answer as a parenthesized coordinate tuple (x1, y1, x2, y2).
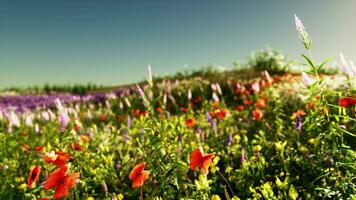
(18, 183, 27, 190)
(253, 145, 262, 152)
(211, 195, 221, 200)
(87, 197, 95, 200)
(117, 193, 124, 200)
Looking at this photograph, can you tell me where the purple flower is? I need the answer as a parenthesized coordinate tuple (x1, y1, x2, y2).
(212, 120, 217, 134)
(58, 111, 70, 132)
(340, 54, 354, 77)
(178, 133, 183, 142)
(301, 72, 313, 86)
(295, 115, 302, 132)
(126, 115, 131, 128)
(227, 133, 232, 146)
(206, 112, 212, 123)
(136, 84, 150, 108)
(294, 14, 311, 49)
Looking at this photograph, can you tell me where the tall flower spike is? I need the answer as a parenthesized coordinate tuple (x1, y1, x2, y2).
(340, 54, 353, 77)
(294, 14, 311, 50)
(147, 64, 153, 87)
(301, 72, 313, 86)
(350, 61, 356, 77)
(136, 84, 150, 108)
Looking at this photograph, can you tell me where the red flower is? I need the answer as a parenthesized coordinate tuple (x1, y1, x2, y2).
(35, 146, 44, 152)
(339, 97, 356, 108)
(181, 107, 188, 113)
(129, 162, 150, 188)
(44, 151, 71, 167)
(236, 105, 244, 112)
(185, 118, 195, 127)
(216, 109, 228, 120)
(70, 143, 85, 151)
(190, 148, 215, 175)
(44, 166, 80, 199)
(252, 109, 263, 121)
(243, 100, 253, 105)
(27, 166, 41, 188)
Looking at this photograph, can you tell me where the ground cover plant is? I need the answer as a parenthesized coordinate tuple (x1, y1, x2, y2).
(0, 15, 355, 200)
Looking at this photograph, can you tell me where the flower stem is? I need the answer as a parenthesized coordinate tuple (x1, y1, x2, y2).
(217, 170, 235, 197)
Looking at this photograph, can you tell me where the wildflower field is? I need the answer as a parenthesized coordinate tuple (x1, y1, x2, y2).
(0, 16, 355, 200)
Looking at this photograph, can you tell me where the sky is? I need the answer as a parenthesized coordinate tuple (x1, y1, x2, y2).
(0, 0, 355, 88)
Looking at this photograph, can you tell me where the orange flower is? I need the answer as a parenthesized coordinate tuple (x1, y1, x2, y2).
(129, 162, 150, 188)
(255, 99, 266, 108)
(293, 109, 306, 118)
(27, 166, 41, 188)
(185, 118, 195, 127)
(190, 148, 215, 175)
(70, 143, 85, 151)
(156, 107, 164, 114)
(99, 114, 107, 121)
(252, 109, 263, 121)
(22, 144, 30, 153)
(44, 166, 80, 199)
(79, 135, 90, 142)
(44, 151, 71, 167)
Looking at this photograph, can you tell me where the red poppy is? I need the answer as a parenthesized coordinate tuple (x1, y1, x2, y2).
(70, 142, 85, 151)
(252, 109, 263, 121)
(236, 105, 244, 112)
(129, 162, 150, 188)
(190, 148, 215, 175)
(27, 166, 41, 188)
(243, 100, 253, 105)
(117, 116, 124, 123)
(185, 118, 195, 127)
(73, 124, 81, 132)
(35, 146, 44, 152)
(339, 97, 356, 108)
(44, 166, 80, 199)
(44, 151, 71, 167)
(216, 109, 229, 120)
(181, 107, 188, 113)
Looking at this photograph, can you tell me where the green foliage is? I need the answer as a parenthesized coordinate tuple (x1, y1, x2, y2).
(249, 47, 291, 73)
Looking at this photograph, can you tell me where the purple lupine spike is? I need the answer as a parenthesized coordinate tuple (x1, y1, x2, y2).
(58, 111, 70, 132)
(212, 120, 217, 134)
(122, 129, 129, 142)
(295, 114, 302, 132)
(126, 115, 131, 128)
(206, 112, 212, 123)
(178, 133, 183, 142)
(227, 133, 232, 146)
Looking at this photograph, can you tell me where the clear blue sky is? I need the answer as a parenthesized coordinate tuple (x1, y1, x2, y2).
(0, 0, 355, 88)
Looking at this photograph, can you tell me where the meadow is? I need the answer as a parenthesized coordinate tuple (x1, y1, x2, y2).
(0, 15, 355, 200)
